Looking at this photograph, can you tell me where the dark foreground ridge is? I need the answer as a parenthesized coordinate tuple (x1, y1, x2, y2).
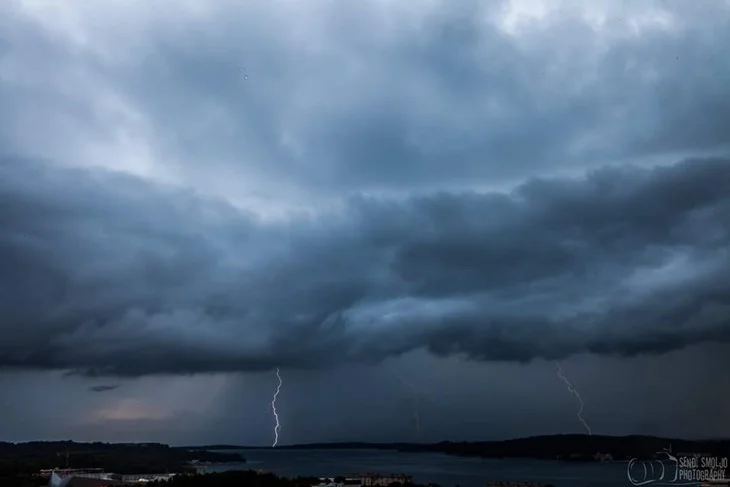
(191, 434, 730, 461)
(144, 470, 508, 487)
(4, 469, 474, 487)
(0, 441, 244, 483)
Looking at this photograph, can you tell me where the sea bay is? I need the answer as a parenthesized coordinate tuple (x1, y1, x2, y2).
(206, 449, 633, 487)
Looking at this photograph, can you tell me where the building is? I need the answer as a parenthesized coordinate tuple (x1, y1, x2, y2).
(61, 478, 131, 487)
(314, 478, 342, 487)
(120, 473, 177, 482)
(357, 473, 413, 486)
(47, 469, 176, 487)
(40, 469, 106, 478)
(592, 452, 614, 462)
(314, 477, 363, 487)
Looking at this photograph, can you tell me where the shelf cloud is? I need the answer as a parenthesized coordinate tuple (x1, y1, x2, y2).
(1, 156, 727, 376)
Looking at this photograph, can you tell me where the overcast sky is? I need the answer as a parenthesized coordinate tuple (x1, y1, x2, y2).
(1, 0, 729, 446)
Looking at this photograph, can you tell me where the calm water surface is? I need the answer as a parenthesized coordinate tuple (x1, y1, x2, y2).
(207, 449, 636, 487)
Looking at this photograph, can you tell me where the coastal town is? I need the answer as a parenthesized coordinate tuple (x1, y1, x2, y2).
(42, 468, 561, 487)
(42, 469, 419, 486)
(37, 454, 730, 487)
(4, 438, 725, 487)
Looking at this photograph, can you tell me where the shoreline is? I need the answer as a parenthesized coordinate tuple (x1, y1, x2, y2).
(188, 434, 730, 465)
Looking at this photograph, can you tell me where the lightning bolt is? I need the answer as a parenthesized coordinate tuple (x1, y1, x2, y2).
(412, 397, 421, 439)
(271, 367, 283, 447)
(555, 361, 592, 435)
(393, 371, 423, 440)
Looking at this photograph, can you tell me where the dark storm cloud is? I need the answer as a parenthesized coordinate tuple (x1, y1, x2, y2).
(3, 1, 728, 204)
(120, 4, 730, 195)
(130, 2, 730, 191)
(0, 156, 728, 377)
(88, 385, 120, 393)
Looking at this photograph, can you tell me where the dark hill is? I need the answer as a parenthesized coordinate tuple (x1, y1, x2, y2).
(189, 434, 730, 461)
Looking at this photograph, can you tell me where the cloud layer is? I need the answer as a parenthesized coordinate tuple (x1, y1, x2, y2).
(2, 1, 730, 215)
(1, 156, 728, 376)
(1, 1, 730, 444)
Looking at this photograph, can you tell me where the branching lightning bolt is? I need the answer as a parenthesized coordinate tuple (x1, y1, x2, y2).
(271, 367, 283, 447)
(555, 362, 592, 435)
